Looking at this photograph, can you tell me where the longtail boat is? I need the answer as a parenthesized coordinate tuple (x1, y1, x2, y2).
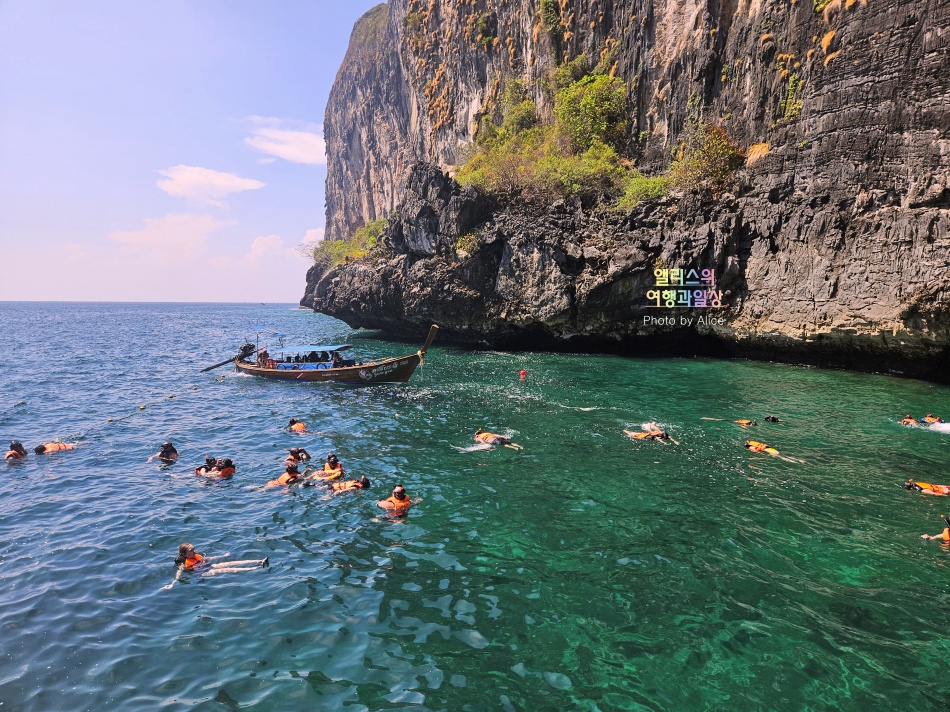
(231, 325, 438, 384)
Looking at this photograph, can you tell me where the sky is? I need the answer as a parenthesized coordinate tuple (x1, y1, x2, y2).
(0, 0, 383, 302)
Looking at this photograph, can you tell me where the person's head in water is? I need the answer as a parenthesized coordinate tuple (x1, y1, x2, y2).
(765, 415, 780, 422)
(161, 441, 174, 451)
(289, 448, 300, 457)
(34, 445, 46, 454)
(392, 485, 408, 501)
(205, 455, 216, 468)
(327, 453, 339, 466)
(475, 428, 484, 436)
(289, 419, 298, 426)
(903, 479, 921, 491)
(359, 475, 371, 488)
(222, 458, 233, 468)
(285, 463, 300, 474)
(10, 441, 26, 456)
(175, 543, 198, 564)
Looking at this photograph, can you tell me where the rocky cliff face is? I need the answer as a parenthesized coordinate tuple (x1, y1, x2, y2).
(308, 0, 950, 380)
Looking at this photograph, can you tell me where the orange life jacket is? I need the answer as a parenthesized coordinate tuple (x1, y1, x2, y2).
(386, 495, 411, 509)
(631, 432, 652, 439)
(277, 471, 298, 485)
(746, 441, 768, 452)
(5, 450, 23, 460)
(899, 417, 916, 424)
(736, 420, 754, 426)
(290, 423, 306, 432)
(185, 553, 203, 569)
(924, 416, 943, 423)
(475, 432, 497, 444)
(941, 528, 950, 542)
(333, 479, 365, 491)
(216, 466, 236, 477)
(44, 443, 72, 452)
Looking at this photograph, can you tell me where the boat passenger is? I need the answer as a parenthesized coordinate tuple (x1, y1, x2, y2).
(288, 419, 307, 433)
(765, 415, 781, 423)
(902, 479, 950, 496)
(195, 455, 217, 475)
(5, 440, 27, 460)
(899, 414, 917, 425)
(923, 414, 945, 424)
(331, 351, 343, 367)
(257, 347, 269, 367)
(267, 463, 312, 487)
(162, 543, 268, 589)
(735, 419, 757, 428)
(331, 475, 371, 492)
(308, 351, 318, 363)
(34, 442, 76, 454)
(921, 515, 950, 541)
(377, 484, 417, 512)
(474, 428, 523, 449)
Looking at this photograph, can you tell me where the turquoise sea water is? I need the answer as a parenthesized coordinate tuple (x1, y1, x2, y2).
(1, 302, 949, 711)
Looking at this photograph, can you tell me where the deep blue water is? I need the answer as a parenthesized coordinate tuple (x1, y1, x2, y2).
(1, 302, 949, 711)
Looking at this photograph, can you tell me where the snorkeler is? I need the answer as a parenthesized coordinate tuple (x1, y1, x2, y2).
(744, 440, 804, 464)
(148, 442, 179, 464)
(285, 447, 311, 464)
(311, 452, 345, 481)
(266, 463, 312, 487)
(212, 458, 236, 478)
(922, 414, 945, 424)
(288, 418, 307, 433)
(5, 440, 27, 460)
(735, 419, 757, 428)
(902, 479, 950, 496)
(330, 475, 372, 492)
(624, 426, 679, 445)
(474, 428, 523, 450)
(377, 484, 419, 512)
(920, 515, 950, 542)
(899, 414, 917, 426)
(161, 543, 268, 590)
(195, 455, 217, 475)
(764, 415, 781, 423)
(34, 442, 76, 455)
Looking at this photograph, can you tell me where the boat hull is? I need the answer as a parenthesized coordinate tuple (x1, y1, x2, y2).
(234, 353, 422, 383)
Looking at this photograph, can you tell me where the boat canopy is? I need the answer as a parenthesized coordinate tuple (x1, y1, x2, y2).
(265, 344, 353, 354)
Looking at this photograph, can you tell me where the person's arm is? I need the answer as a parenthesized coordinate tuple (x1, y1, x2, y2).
(161, 566, 184, 591)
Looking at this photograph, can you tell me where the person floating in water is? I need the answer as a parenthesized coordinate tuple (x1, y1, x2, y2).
(288, 418, 307, 433)
(195, 455, 217, 475)
(210, 458, 235, 478)
(744, 440, 804, 464)
(148, 442, 178, 464)
(330, 474, 372, 492)
(313, 453, 345, 481)
(922, 414, 945, 424)
(377, 484, 419, 513)
(161, 543, 268, 590)
(474, 428, 523, 450)
(765, 415, 781, 423)
(735, 419, 757, 428)
(624, 426, 678, 445)
(266, 463, 312, 487)
(921, 515, 950, 542)
(34, 442, 76, 455)
(5, 440, 27, 460)
(898, 414, 917, 426)
(285, 447, 311, 464)
(902, 479, 950, 496)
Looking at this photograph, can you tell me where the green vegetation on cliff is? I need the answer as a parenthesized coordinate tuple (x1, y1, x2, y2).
(456, 57, 743, 209)
(311, 219, 388, 268)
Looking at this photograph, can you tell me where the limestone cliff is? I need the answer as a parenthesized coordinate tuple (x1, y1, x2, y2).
(306, 0, 950, 380)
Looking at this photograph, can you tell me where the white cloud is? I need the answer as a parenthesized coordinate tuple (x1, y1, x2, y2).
(156, 165, 264, 207)
(110, 213, 234, 258)
(304, 227, 325, 244)
(244, 116, 326, 165)
(241, 234, 285, 266)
